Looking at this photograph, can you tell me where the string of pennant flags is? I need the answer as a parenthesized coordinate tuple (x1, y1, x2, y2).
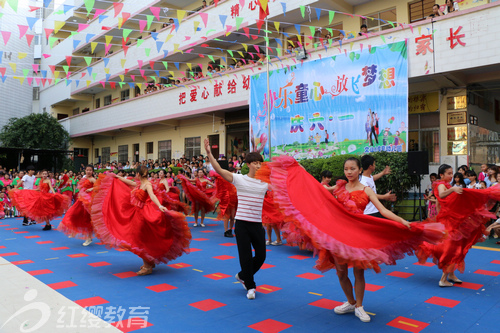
(0, 0, 422, 89)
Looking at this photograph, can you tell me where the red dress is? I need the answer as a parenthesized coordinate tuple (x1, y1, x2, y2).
(91, 174, 191, 264)
(197, 178, 216, 197)
(262, 191, 284, 227)
(417, 181, 500, 273)
(157, 182, 189, 215)
(58, 178, 94, 239)
(211, 171, 238, 222)
(178, 175, 216, 213)
(9, 181, 70, 223)
(256, 156, 445, 273)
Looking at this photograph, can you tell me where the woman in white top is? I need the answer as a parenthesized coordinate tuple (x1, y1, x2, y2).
(444, 0, 459, 14)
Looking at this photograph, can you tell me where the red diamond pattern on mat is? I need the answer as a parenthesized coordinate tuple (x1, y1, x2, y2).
(200, 230, 214, 233)
(0, 252, 18, 257)
(256, 285, 282, 294)
(413, 262, 435, 267)
(14, 231, 29, 234)
(67, 253, 89, 258)
(309, 298, 343, 310)
(75, 296, 109, 308)
(219, 243, 237, 246)
(248, 319, 292, 333)
(491, 260, 500, 265)
(96, 242, 105, 245)
(27, 269, 53, 276)
(454, 281, 483, 290)
(425, 296, 460, 308)
(188, 248, 202, 253)
(0, 224, 9, 227)
(11, 260, 34, 265)
(387, 316, 429, 333)
(387, 271, 414, 278)
(189, 299, 226, 312)
(113, 271, 137, 279)
(204, 273, 231, 280)
(51, 247, 69, 251)
(115, 248, 127, 252)
(474, 269, 500, 277)
(5, 228, 18, 230)
(167, 263, 192, 269)
(297, 273, 324, 280)
(36, 241, 54, 244)
(111, 318, 153, 332)
(0, 245, 5, 249)
(193, 238, 209, 241)
(48, 281, 77, 290)
(25, 235, 40, 239)
(289, 255, 311, 260)
(260, 263, 275, 269)
(146, 283, 177, 292)
(207, 224, 218, 226)
(365, 283, 384, 292)
(88, 261, 111, 267)
(213, 255, 235, 260)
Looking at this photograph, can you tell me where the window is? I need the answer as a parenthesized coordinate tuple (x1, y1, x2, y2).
(158, 140, 172, 161)
(94, 148, 99, 158)
(362, 8, 397, 32)
(35, 8, 43, 19)
(74, 148, 88, 157)
(146, 142, 154, 154)
(95, 98, 100, 109)
(104, 95, 112, 106)
(184, 137, 201, 160)
(57, 113, 68, 120)
(72, 108, 79, 116)
(408, 113, 440, 163)
(121, 89, 130, 101)
(33, 87, 40, 100)
(102, 147, 110, 164)
(34, 35, 42, 46)
(409, 0, 435, 23)
(118, 145, 128, 164)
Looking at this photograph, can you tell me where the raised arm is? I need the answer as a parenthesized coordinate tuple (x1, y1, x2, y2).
(204, 138, 233, 183)
(437, 184, 462, 198)
(116, 175, 137, 187)
(373, 165, 391, 181)
(365, 187, 410, 228)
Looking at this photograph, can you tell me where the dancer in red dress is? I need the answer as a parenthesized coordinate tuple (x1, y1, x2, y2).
(9, 170, 71, 230)
(263, 191, 284, 245)
(179, 171, 216, 227)
(417, 164, 500, 286)
(257, 156, 445, 322)
(211, 170, 238, 237)
(156, 170, 189, 215)
(91, 166, 192, 276)
(59, 165, 96, 246)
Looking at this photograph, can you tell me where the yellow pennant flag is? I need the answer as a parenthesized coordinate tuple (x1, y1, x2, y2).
(177, 10, 186, 22)
(121, 59, 126, 68)
(9, 62, 16, 73)
(259, 0, 269, 12)
(118, 17, 124, 29)
(350, 42, 353, 50)
(54, 21, 65, 34)
(104, 68, 110, 74)
(169, 71, 175, 77)
(238, 51, 244, 58)
(165, 34, 174, 43)
(17, 76, 25, 85)
(173, 43, 180, 52)
(105, 35, 113, 46)
(91, 42, 98, 53)
(18, 52, 27, 59)
(137, 83, 142, 89)
(119, 75, 124, 81)
(194, 21, 200, 33)
(86, 80, 91, 87)
(242, 43, 248, 52)
(186, 63, 192, 71)
(274, 21, 280, 32)
(54, 71, 60, 78)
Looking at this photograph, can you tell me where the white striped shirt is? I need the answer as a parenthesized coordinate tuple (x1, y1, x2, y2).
(232, 174, 268, 222)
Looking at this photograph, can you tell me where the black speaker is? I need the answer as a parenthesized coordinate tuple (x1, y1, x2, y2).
(408, 151, 429, 175)
(218, 160, 229, 170)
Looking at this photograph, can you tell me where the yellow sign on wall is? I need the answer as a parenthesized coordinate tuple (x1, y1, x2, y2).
(408, 92, 439, 114)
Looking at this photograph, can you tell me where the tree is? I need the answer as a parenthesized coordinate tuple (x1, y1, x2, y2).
(0, 112, 70, 149)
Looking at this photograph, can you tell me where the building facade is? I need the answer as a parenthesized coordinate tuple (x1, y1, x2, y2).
(35, 0, 500, 175)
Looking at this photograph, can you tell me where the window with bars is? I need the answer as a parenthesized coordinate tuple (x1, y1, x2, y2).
(147, 142, 154, 154)
(95, 98, 100, 109)
(409, 0, 436, 23)
(118, 145, 128, 164)
(158, 140, 172, 161)
(121, 89, 130, 101)
(104, 95, 112, 106)
(102, 147, 110, 164)
(94, 148, 99, 158)
(408, 113, 440, 163)
(33, 87, 40, 100)
(362, 8, 397, 32)
(185, 137, 201, 160)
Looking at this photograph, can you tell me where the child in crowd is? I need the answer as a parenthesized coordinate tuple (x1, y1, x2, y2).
(451, 172, 466, 188)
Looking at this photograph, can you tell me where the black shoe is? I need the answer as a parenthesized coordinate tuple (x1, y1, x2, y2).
(42, 224, 52, 231)
(22, 222, 29, 226)
(224, 230, 234, 238)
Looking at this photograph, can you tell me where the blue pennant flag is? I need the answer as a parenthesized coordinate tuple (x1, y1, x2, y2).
(66, 79, 72, 86)
(105, 74, 111, 81)
(26, 17, 39, 30)
(128, 82, 135, 88)
(173, 19, 180, 32)
(73, 40, 81, 49)
(86, 34, 95, 43)
(41, 70, 47, 78)
(174, 62, 180, 70)
(219, 15, 227, 29)
(87, 67, 92, 76)
(103, 58, 110, 67)
(156, 41, 164, 53)
(151, 32, 158, 41)
(315, 8, 321, 21)
(281, 2, 287, 16)
(75, 80, 80, 87)
(43, 0, 53, 8)
(163, 50, 169, 58)
(99, 15, 108, 23)
(154, 70, 160, 77)
(63, 5, 74, 13)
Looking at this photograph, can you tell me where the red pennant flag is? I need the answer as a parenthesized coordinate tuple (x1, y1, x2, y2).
(49, 65, 56, 74)
(259, 0, 269, 20)
(44, 28, 53, 41)
(110, 82, 116, 89)
(243, 27, 250, 38)
(123, 45, 129, 56)
(137, 60, 143, 68)
(65, 56, 72, 67)
(25, 34, 34, 46)
(41, 78, 47, 86)
(149, 61, 155, 69)
(0, 68, 6, 77)
(113, 3, 124, 18)
(29, 6, 41, 12)
(18, 25, 29, 39)
(124, 69, 129, 75)
(122, 12, 130, 24)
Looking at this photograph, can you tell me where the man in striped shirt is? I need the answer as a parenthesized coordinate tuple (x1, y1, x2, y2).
(204, 139, 268, 300)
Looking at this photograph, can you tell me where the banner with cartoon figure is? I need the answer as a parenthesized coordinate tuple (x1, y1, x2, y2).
(250, 41, 408, 160)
